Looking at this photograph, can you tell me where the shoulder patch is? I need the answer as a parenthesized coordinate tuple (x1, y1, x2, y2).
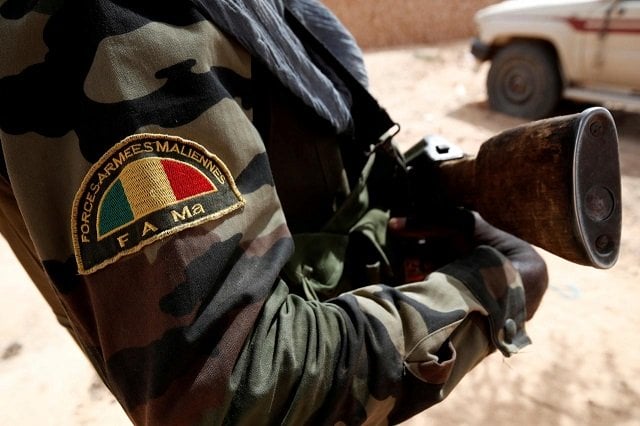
(71, 133, 245, 274)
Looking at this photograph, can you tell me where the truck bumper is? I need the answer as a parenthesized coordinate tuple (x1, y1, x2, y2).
(470, 38, 492, 61)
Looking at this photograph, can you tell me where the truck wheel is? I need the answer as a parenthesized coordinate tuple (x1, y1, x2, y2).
(487, 42, 562, 119)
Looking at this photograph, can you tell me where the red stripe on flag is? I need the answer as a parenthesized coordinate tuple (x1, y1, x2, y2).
(161, 159, 216, 200)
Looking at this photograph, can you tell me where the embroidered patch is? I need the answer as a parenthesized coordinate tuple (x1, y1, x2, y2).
(72, 133, 245, 274)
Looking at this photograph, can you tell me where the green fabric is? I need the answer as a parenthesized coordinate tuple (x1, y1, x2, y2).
(282, 153, 391, 300)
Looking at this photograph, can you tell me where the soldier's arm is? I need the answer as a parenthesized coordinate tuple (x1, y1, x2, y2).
(230, 246, 529, 424)
(0, 2, 532, 424)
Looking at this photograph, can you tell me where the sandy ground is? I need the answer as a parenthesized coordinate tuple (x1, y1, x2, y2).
(1, 41, 639, 425)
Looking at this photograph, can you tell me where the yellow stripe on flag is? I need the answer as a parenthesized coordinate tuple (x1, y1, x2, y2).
(119, 158, 177, 219)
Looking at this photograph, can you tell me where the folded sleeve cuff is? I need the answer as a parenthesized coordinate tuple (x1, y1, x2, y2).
(438, 245, 531, 356)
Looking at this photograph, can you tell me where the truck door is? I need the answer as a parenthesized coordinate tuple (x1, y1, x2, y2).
(585, 0, 640, 92)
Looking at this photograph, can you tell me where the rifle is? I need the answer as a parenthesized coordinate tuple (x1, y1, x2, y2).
(397, 107, 621, 278)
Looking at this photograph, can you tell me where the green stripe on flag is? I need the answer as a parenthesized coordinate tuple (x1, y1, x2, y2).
(99, 179, 134, 236)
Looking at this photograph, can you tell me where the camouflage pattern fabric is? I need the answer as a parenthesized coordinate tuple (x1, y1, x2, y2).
(0, 1, 530, 425)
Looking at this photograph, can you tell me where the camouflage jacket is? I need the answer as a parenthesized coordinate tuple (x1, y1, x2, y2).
(0, 1, 530, 424)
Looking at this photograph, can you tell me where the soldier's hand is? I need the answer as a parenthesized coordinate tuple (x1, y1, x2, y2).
(388, 210, 475, 280)
(472, 212, 548, 320)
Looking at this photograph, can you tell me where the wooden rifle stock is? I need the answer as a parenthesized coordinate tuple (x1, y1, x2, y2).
(431, 107, 621, 268)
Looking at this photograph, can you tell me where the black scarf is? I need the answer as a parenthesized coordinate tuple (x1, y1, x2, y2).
(189, 0, 368, 133)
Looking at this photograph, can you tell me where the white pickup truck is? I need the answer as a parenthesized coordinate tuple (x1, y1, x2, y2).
(471, 0, 640, 118)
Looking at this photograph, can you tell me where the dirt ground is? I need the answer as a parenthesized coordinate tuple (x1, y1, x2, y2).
(1, 41, 639, 425)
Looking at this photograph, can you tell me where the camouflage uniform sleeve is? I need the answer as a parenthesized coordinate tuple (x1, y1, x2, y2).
(0, 2, 529, 425)
(228, 245, 528, 424)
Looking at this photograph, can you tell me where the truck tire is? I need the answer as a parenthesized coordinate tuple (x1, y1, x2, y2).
(487, 41, 562, 119)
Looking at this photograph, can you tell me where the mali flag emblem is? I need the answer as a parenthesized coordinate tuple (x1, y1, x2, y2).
(71, 133, 245, 274)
